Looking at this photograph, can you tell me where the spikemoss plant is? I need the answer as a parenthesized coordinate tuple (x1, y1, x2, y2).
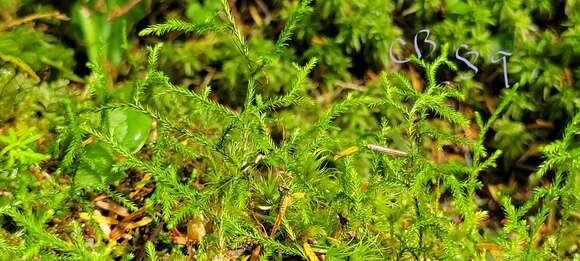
(0, 0, 578, 260)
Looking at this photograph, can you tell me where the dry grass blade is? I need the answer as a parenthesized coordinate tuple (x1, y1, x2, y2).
(270, 195, 289, 237)
(334, 146, 359, 160)
(249, 194, 291, 260)
(250, 245, 262, 261)
(108, 207, 150, 242)
(94, 201, 130, 217)
(249, 5, 263, 26)
(170, 228, 189, 245)
(129, 173, 152, 198)
(125, 216, 153, 229)
(303, 242, 319, 261)
(79, 212, 119, 225)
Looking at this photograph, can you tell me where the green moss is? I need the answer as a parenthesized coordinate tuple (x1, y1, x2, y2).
(0, 0, 578, 260)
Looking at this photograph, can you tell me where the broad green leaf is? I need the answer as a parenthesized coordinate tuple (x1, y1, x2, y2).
(74, 141, 115, 187)
(107, 108, 152, 153)
(75, 108, 151, 187)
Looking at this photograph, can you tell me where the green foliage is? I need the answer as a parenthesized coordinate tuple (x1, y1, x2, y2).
(0, 26, 79, 83)
(0, 0, 578, 260)
(0, 128, 49, 171)
(146, 240, 158, 261)
(138, 18, 222, 37)
(70, 0, 149, 66)
(496, 111, 580, 260)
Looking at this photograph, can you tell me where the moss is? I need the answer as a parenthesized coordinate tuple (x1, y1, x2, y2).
(0, 0, 578, 260)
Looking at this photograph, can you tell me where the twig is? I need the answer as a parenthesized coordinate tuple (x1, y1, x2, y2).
(200, 68, 215, 89)
(255, 0, 271, 24)
(108, 0, 141, 21)
(366, 144, 408, 157)
(0, 12, 69, 31)
(0, 53, 40, 83)
(251, 212, 268, 237)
